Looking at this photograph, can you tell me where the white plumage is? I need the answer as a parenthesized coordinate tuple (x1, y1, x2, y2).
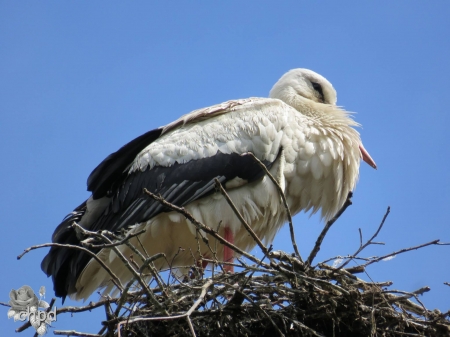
(41, 68, 376, 300)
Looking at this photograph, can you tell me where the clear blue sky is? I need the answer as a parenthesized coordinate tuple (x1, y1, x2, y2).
(1, 1, 449, 334)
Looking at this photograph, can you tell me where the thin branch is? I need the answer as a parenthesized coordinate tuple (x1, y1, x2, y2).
(338, 206, 390, 270)
(384, 286, 431, 300)
(306, 192, 353, 266)
(318, 255, 371, 266)
(111, 278, 139, 330)
(186, 316, 197, 337)
(246, 152, 302, 261)
(53, 331, 101, 337)
(117, 279, 213, 337)
(17, 242, 124, 292)
(57, 298, 119, 315)
(143, 188, 271, 269)
(73, 223, 166, 313)
(223, 282, 285, 337)
(122, 240, 169, 299)
(81, 229, 146, 249)
(214, 178, 269, 256)
(360, 240, 441, 268)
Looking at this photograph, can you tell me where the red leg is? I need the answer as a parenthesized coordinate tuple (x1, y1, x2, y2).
(223, 227, 234, 273)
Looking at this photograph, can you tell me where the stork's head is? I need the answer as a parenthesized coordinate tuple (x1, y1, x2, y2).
(269, 68, 337, 106)
(270, 68, 377, 169)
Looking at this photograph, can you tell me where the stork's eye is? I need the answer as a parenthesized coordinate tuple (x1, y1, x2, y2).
(311, 82, 324, 102)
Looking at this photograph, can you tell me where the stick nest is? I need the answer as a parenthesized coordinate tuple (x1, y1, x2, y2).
(15, 177, 450, 337)
(109, 250, 449, 337)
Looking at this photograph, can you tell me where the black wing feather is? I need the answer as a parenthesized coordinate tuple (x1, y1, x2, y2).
(87, 128, 163, 199)
(91, 152, 274, 232)
(40, 201, 87, 298)
(43, 148, 276, 299)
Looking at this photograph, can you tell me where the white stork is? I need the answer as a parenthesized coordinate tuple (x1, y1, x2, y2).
(41, 68, 376, 300)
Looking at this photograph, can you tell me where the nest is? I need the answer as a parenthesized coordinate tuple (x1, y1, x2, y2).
(15, 170, 450, 337)
(113, 251, 450, 337)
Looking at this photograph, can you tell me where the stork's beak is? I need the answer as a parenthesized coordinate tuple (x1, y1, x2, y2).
(359, 144, 377, 169)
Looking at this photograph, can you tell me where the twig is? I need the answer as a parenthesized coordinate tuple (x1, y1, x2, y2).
(384, 286, 431, 301)
(246, 152, 302, 261)
(361, 240, 442, 268)
(53, 331, 101, 337)
(228, 245, 274, 307)
(111, 278, 138, 331)
(318, 255, 370, 266)
(290, 319, 325, 337)
(223, 282, 285, 337)
(122, 240, 169, 299)
(185, 279, 213, 316)
(73, 223, 166, 312)
(186, 316, 197, 337)
(338, 206, 390, 270)
(306, 192, 353, 266)
(80, 229, 146, 249)
(17, 242, 124, 293)
(214, 178, 269, 256)
(117, 279, 213, 337)
(143, 188, 271, 269)
(57, 298, 119, 314)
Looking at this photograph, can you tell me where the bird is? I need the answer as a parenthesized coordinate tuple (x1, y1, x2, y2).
(41, 68, 376, 301)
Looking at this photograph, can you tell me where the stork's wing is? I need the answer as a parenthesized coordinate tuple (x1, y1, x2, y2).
(88, 98, 260, 200)
(42, 97, 286, 298)
(87, 128, 163, 199)
(43, 151, 275, 298)
(91, 151, 275, 233)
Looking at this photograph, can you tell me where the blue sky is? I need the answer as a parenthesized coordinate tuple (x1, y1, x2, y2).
(1, 1, 450, 334)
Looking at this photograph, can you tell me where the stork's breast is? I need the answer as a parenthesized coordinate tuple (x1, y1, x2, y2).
(282, 124, 359, 220)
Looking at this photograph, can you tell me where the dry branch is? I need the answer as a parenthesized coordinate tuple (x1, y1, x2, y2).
(246, 152, 302, 261)
(306, 191, 353, 266)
